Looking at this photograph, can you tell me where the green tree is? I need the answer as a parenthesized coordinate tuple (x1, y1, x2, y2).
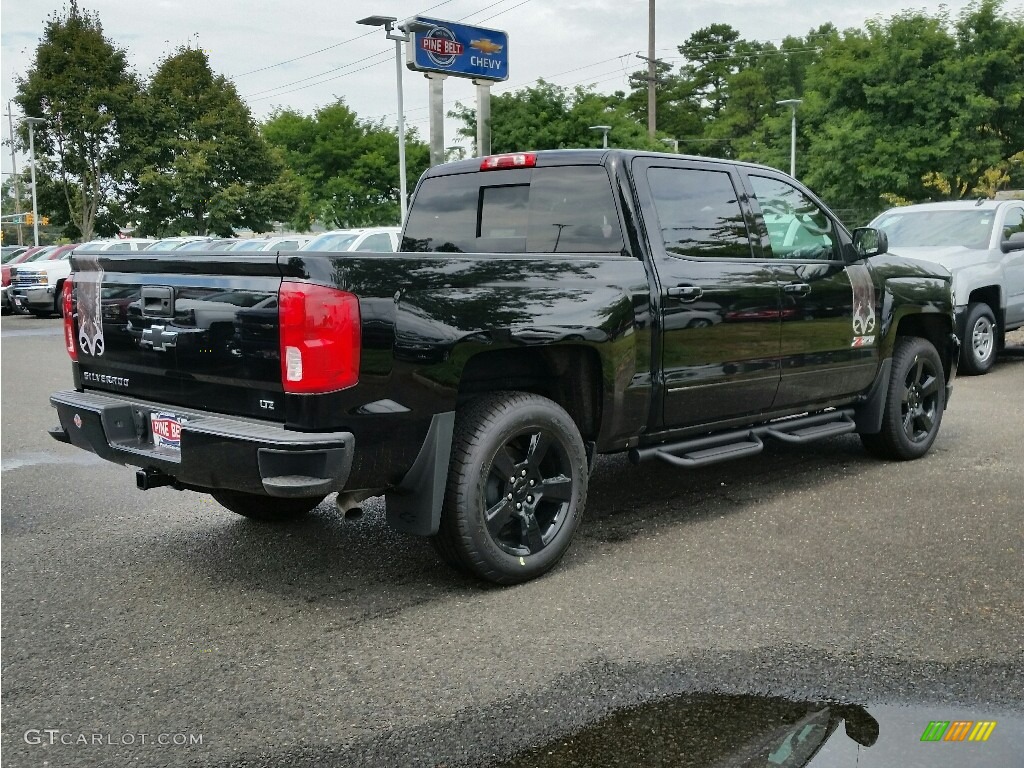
(799, 2, 1024, 221)
(132, 48, 299, 236)
(452, 80, 665, 154)
(263, 100, 429, 228)
(14, 1, 141, 241)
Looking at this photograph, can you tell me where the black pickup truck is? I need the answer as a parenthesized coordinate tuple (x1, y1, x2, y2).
(50, 150, 959, 583)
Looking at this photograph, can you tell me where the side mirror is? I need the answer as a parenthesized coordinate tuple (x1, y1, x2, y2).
(852, 227, 888, 258)
(840, 706, 880, 747)
(1001, 231, 1024, 253)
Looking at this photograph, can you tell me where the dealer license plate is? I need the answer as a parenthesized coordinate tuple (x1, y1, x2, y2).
(150, 412, 185, 451)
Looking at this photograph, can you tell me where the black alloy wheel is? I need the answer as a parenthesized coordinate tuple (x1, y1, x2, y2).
(483, 427, 574, 557)
(899, 354, 941, 445)
(860, 336, 945, 460)
(433, 392, 588, 584)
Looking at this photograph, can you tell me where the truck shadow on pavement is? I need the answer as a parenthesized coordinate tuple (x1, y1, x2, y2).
(145, 432, 894, 607)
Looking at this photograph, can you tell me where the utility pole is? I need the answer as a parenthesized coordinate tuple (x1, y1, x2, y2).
(648, 0, 656, 138)
(6, 102, 25, 245)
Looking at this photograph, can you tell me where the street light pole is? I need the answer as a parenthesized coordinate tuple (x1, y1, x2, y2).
(393, 34, 407, 224)
(589, 125, 612, 149)
(358, 16, 409, 223)
(776, 99, 802, 178)
(25, 117, 46, 246)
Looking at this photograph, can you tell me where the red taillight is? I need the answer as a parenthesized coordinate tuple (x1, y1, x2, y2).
(62, 278, 77, 361)
(278, 281, 360, 394)
(480, 152, 537, 171)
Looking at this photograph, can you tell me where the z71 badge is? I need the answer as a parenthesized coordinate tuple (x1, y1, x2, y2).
(846, 264, 877, 347)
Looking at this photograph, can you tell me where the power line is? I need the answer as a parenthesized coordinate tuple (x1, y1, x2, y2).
(234, 0, 457, 78)
(245, 50, 392, 100)
(244, 0, 525, 103)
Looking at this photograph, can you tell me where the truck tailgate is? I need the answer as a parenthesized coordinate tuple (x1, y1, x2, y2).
(71, 251, 286, 420)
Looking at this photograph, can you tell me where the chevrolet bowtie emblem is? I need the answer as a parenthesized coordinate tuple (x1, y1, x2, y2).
(141, 324, 178, 352)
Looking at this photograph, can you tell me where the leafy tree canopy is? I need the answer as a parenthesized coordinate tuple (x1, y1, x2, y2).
(263, 100, 429, 228)
(451, 80, 666, 154)
(130, 48, 299, 236)
(15, 0, 141, 241)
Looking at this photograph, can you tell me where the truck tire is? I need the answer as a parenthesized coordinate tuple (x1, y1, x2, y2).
(960, 302, 997, 375)
(433, 392, 588, 584)
(860, 336, 945, 461)
(210, 490, 324, 522)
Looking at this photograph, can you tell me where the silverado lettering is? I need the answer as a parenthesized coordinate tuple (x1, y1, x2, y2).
(50, 149, 959, 584)
(82, 371, 130, 388)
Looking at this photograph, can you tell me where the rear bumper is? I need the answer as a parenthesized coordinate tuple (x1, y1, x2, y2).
(49, 389, 354, 498)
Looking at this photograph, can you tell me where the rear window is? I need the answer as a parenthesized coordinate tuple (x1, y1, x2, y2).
(402, 166, 624, 254)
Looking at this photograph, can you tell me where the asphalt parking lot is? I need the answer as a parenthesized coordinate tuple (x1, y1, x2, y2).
(2, 313, 1022, 767)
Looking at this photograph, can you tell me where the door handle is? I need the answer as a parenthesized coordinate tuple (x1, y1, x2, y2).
(784, 282, 811, 296)
(667, 285, 704, 302)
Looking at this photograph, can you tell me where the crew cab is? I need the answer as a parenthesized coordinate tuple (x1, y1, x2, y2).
(870, 199, 1024, 374)
(49, 150, 959, 583)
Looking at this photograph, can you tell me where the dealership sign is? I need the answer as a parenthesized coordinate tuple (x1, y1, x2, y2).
(406, 16, 509, 82)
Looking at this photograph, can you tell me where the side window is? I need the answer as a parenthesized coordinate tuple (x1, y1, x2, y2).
(750, 175, 839, 261)
(276, 241, 299, 251)
(1003, 207, 1024, 239)
(107, 242, 132, 252)
(356, 233, 395, 252)
(647, 167, 752, 259)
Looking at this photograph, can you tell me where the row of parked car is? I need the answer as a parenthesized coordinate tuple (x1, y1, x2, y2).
(4, 199, 1023, 377)
(1, 227, 400, 318)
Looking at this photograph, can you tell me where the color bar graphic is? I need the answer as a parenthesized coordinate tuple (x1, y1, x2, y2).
(920, 720, 997, 743)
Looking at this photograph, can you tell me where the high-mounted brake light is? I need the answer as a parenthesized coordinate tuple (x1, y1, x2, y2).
(279, 281, 360, 394)
(62, 278, 77, 361)
(480, 152, 537, 171)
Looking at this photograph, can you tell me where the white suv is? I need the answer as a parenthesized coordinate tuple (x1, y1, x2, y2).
(12, 238, 156, 317)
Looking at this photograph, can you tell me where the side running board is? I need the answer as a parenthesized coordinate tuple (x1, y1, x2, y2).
(630, 409, 856, 469)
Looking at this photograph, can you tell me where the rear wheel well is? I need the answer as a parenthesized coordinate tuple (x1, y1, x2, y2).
(457, 346, 603, 441)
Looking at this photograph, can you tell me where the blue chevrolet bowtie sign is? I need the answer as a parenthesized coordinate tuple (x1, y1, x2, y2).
(406, 16, 509, 82)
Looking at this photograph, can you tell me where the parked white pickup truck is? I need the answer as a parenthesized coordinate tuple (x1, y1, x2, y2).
(871, 199, 1024, 374)
(12, 239, 155, 317)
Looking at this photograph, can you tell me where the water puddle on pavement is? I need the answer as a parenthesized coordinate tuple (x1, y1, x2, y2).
(494, 693, 1023, 768)
(1, 450, 105, 471)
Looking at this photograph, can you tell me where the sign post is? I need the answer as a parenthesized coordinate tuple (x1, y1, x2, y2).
(425, 73, 447, 167)
(405, 16, 508, 161)
(474, 80, 492, 158)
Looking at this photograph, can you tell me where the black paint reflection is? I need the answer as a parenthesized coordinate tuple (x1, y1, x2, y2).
(495, 693, 878, 768)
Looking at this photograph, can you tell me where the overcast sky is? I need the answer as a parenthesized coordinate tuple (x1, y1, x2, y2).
(2, 0, 1020, 171)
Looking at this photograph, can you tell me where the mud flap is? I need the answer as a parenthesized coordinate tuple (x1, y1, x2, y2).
(853, 358, 891, 435)
(385, 411, 455, 536)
